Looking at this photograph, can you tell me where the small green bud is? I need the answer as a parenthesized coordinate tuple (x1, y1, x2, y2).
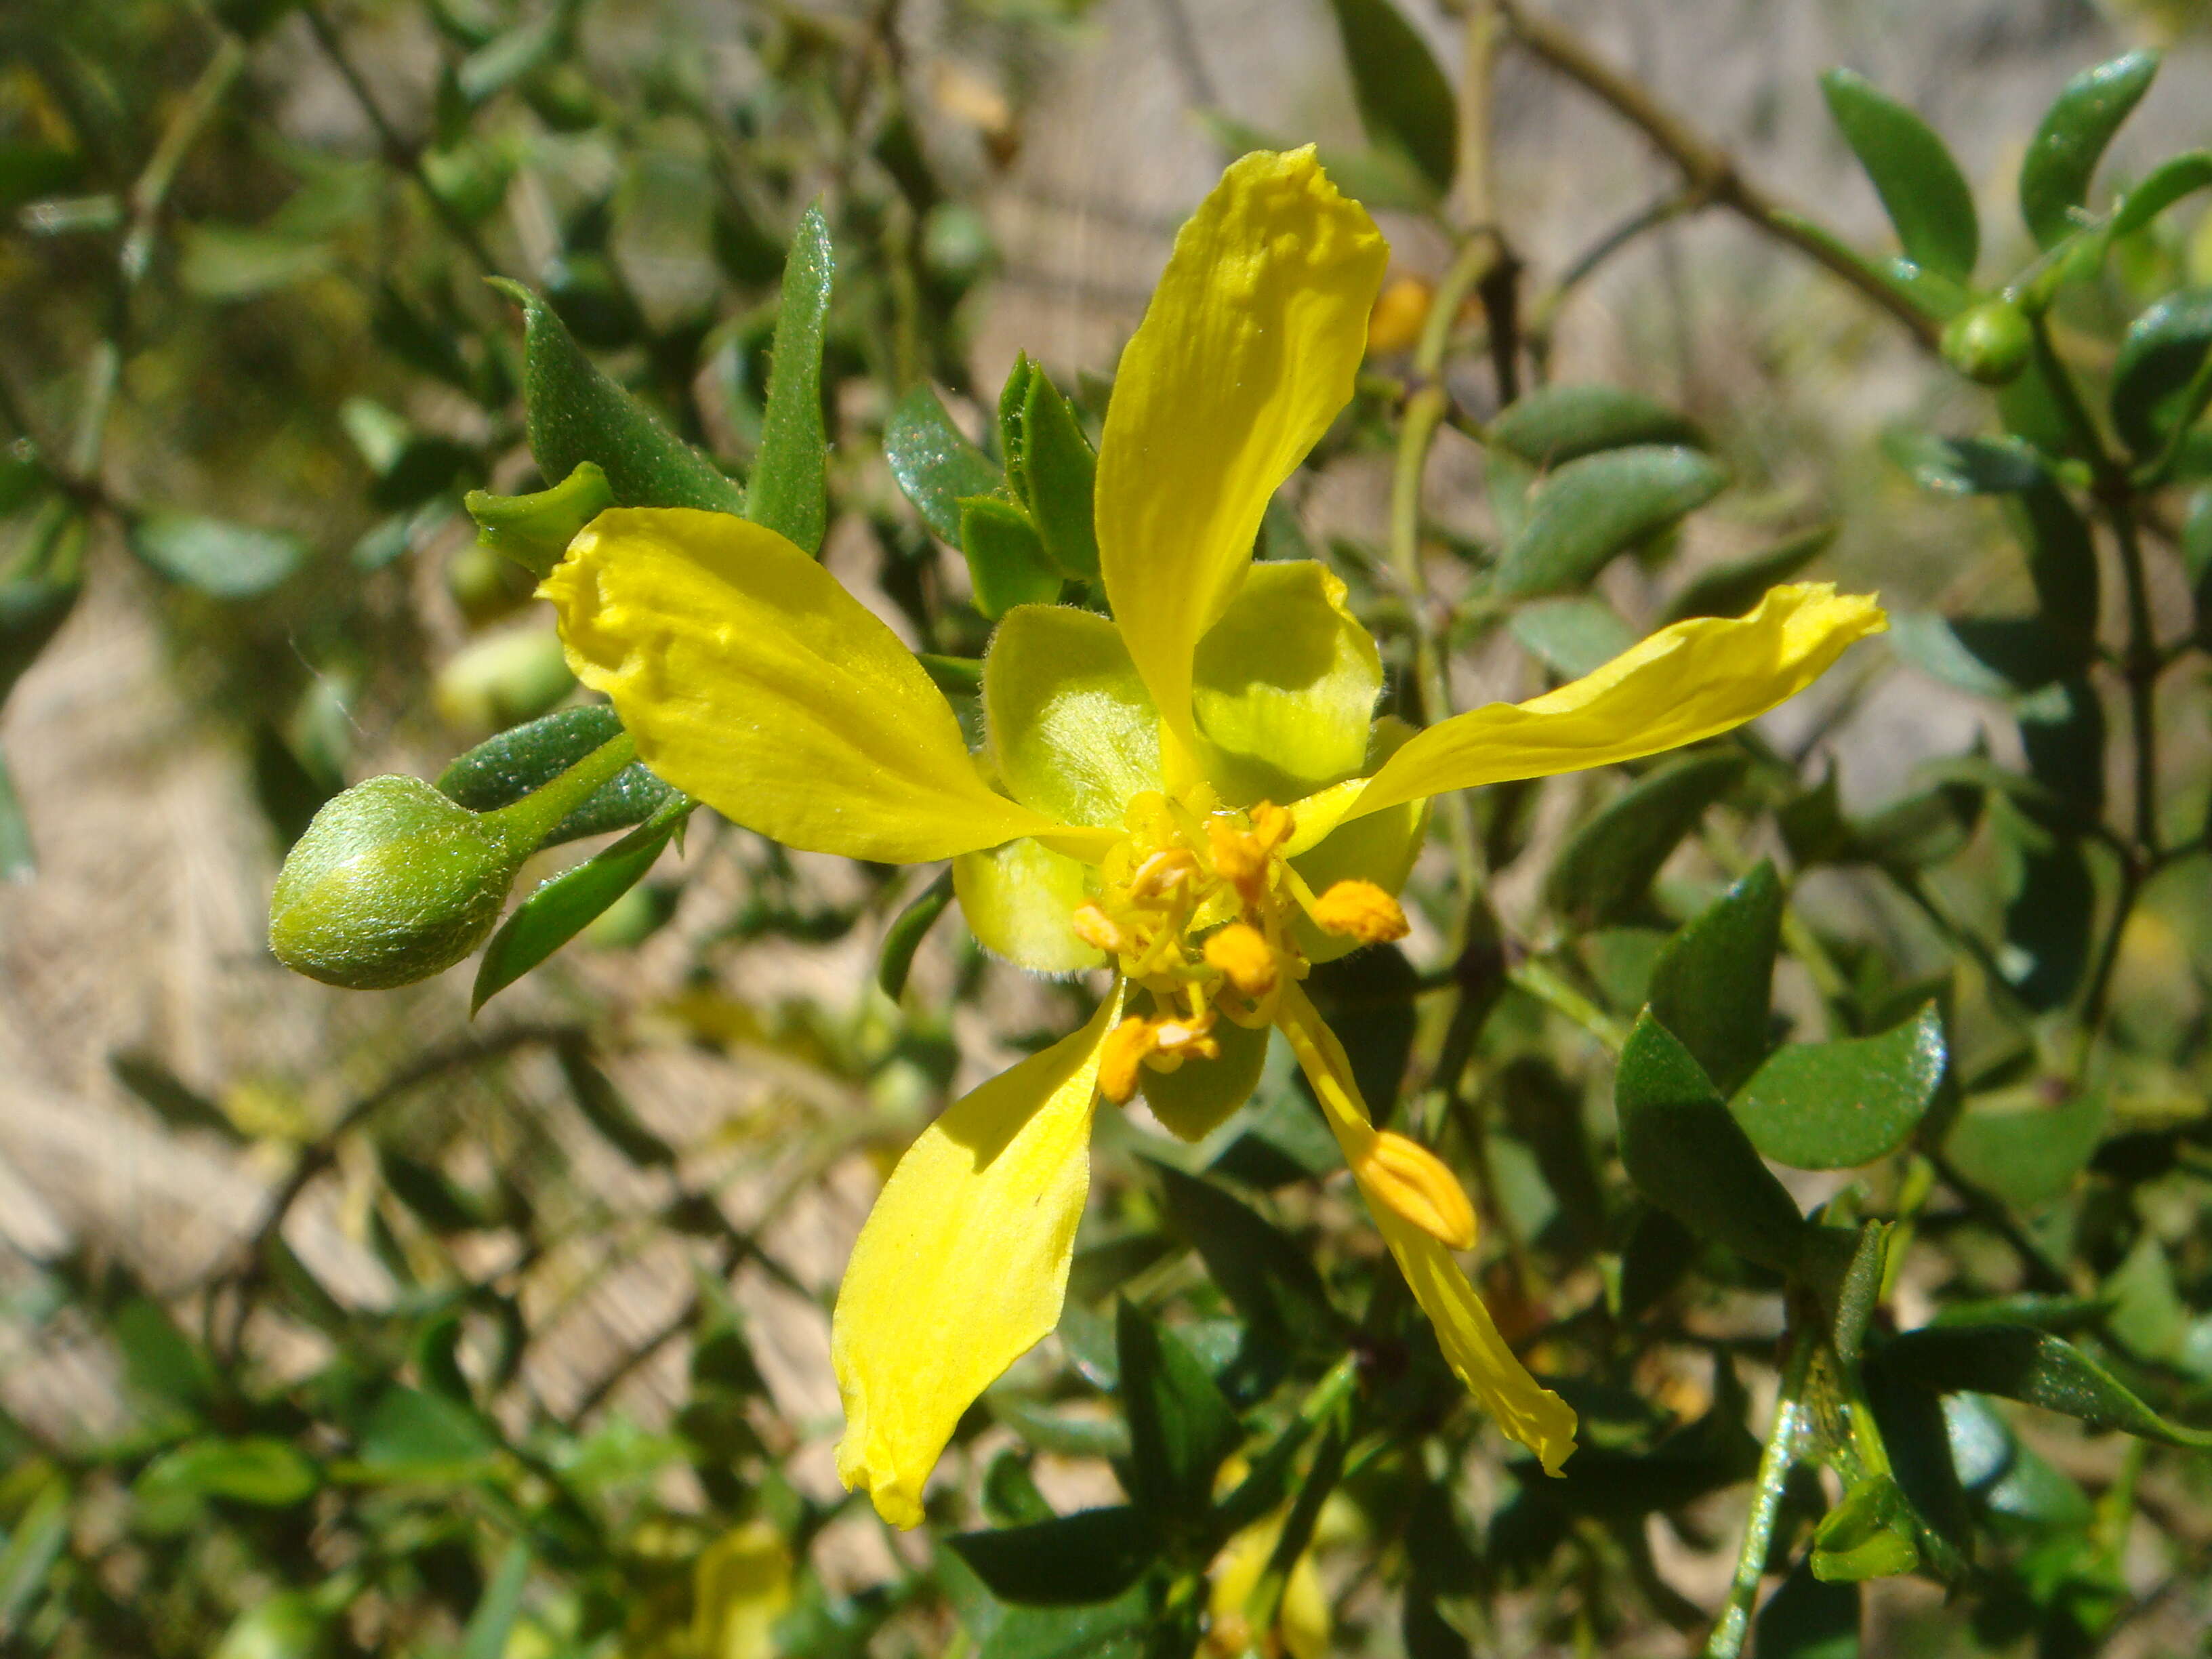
(1941, 299, 2033, 385)
(270, 775, 524, 989)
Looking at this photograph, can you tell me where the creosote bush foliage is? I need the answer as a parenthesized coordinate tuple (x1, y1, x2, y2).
(12, 2, 2212, 1657)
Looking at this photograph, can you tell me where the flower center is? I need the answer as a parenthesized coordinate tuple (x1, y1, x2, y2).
(1076, 788, 1408, 1104)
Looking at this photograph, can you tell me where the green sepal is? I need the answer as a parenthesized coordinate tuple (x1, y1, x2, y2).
(1810, 1476, 1921, 1582)
(953, 836, 1103, 974)
(1142, 1018, 1270, 1142)
(490, 278, 745, 515)
(877, 868, 954, 1000)
(958, 494, 1061, 619)
(746, 203, 832, 556)
(985, 604, 1160, 826)
(464, 462, 615, 579)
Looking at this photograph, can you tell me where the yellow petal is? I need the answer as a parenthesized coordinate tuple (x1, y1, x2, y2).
(1274, 983, 1578, 1474)
(833, 987, 1124, 1528)
(1338, 583, 1887, 824)
(542, 508, 1073, 863)
(1096, 150, 1389, 765)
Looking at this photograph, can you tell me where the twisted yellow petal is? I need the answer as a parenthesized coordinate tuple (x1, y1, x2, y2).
(1319, 583, 1886, 829)
(542, 508, 1087, 863)
(832, 987, 1123, 1528)
(1275, 982, 1578, 1474)
(1097, 149, 1388, 774)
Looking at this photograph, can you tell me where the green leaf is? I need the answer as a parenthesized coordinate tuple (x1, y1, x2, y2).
(1730, 1004, 1946, 1170)
(878, 867, 954, 999)
(886, 386, 1004, 544)
(2110, 149, 2212, 241)
(0, 1480, 68, 1636)
(129, 512, 305, 598)
(0, 569, 81, 709)
(2020, 52, 2159, 249)
(1494, 445, 1727, 598)
(380, 1147, 490, 1233)
(462, 1541, 531, 1659)
(1506, 596, 1633, 680)
(1646, 861, 1782, 1096)
(137, 1437, 319, 1508)
(1885, 611, 2085, 697)
(555, 1038, 675, 1166)
(959, 494, 1061, 619)
(747, 204, 832, 556)
(1659, 523, 1835, 626)
(1879, 1325, 2212, 1450)
(1998, 815, 2092, 1012)
(1547, 750, 1748, 928)
(1765, 211, 1967, 320)
(1487, 384, 1705, 468)
(2016, 677, 2104, 825)
(1755, 1559, 1860, 1659)
(438, 705, 675, 848)
(472, 799, 687, 1010)
(1017, 369, 1101, 581)
(2110, 288, 2212, 457)
(1888, 434, 2097, 632)
(940, 1550, 1152, 1659)
(1942, 1087, 2104, 1208)
(1323, 0, 1457, 197)
(355, 1383, 500, 1480)
(1819, 69, 1978, 281)
(1148, 1162, 1339, 1353)
(1614, 1012, 1811, 1278)
(1115, 1299, 1242, 1525)
(463, 462, 614, 579)
(1810, 1476, 1920, 1582)
(947, 1506, 1158, 1606)
(109, 1048, 240, 1139)
(110, 1296, 219, 1410)
(491, 278, 745, 514)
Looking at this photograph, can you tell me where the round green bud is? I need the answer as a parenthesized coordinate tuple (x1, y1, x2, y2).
(269, 775, 523, 989)
(1941, 300, 2033, 386)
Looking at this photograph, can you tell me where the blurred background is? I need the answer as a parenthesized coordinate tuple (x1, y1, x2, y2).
(6, 1, 2212, 1654)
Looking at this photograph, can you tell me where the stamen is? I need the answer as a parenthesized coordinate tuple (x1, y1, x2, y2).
(1309, 879, 1410, 944)
(1128, 848, 1198, 901)
(1355, 1131, 1477, 1249)
(1203, 922, 1279, 999)
(1099, 1016, 1153, 1105)
(1071, 903, 1136, 956)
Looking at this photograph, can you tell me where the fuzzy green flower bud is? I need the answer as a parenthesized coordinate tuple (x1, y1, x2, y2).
(269, 732, 636, 989)
(1941, 299, 2033, 386)
(269, 776, 526, 989)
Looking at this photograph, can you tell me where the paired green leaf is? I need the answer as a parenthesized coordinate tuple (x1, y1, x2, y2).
(1494, 445, 1727, 598)
(2020, 52, 2159, 249)
(1115, 1299, 1242, 1526)
(492, 278, 745, 514)
(1731, 1004, 1946, 1170)
(2111, 288, 2212, 457)
(1646, 859, 1782, 1095)
(1942, 1088, 2104, 1208)
(1547, 750, 1748, 928)
(948, 1506, 1158, 1606)
(472, 797, 688, 1010)
(437, 705, 674, 846)
(878, 868, 954, 999)
(2110, 150, 2212, 241)
(1659, 523, 1835, 626)
(886, 386, 1004, 545)
(1615, 1012, 1811, 1278)
(1487, 384, 1705, 469)
(746, 203, 832, 555)
(129, 513, 305, 598)
(1324, 0, 1457, 198)
(1012, 367, 1100, 581)
(1880, 1325, 2212, 1449)
(960, 493, 1061, 617)
(1819, 70, 1978, 281)
(1506, 596, 1633, 680)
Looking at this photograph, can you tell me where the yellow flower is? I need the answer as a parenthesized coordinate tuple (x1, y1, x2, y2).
(537, 147, 1887, 1529)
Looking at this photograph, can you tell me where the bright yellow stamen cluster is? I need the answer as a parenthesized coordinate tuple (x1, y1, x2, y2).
(1080, 790, 1410, 1103)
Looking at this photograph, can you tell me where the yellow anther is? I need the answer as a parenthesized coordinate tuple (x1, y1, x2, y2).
(1355, 1132, 1477, 1250)
(1071, 902, 1135, 957)
(1203, 922, 1279, 999)
(1149, 1016, 1219, 1067)
(1309, 879, 1410, 944)
(1249, 802, 1292, 853)
(1099, 1016, 1153, 1105)
(1206, 819, 1267, 887)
